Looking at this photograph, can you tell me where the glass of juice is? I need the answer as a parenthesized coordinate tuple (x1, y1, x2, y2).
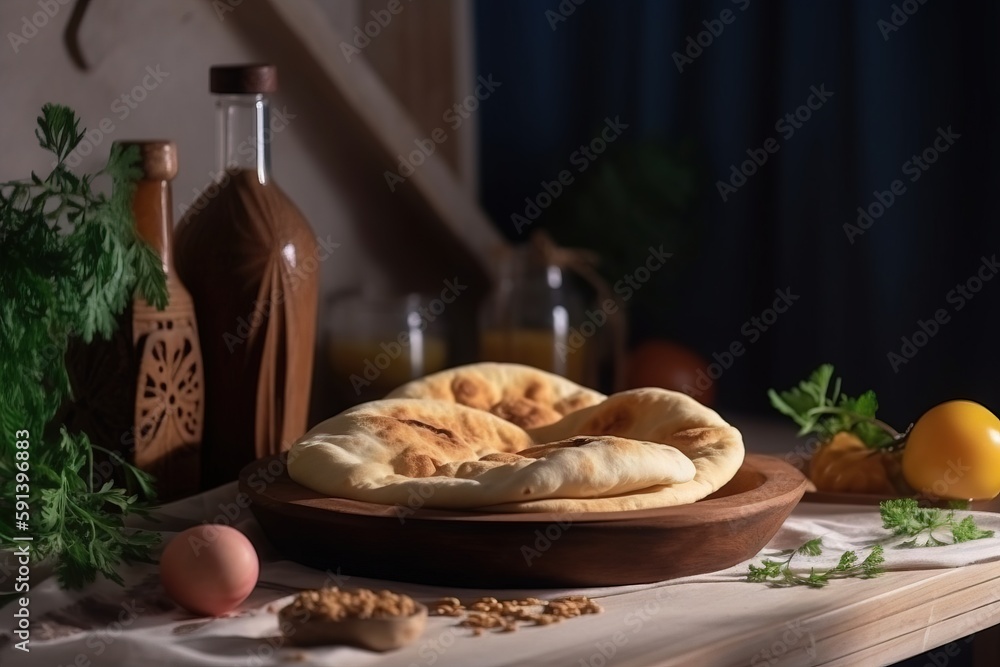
(326, 292, 449, 405)
(479, 240, 596, 387)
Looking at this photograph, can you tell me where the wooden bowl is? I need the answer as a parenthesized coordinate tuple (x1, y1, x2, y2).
(281, 602, 428, 651)
(240, 453, 808, 588)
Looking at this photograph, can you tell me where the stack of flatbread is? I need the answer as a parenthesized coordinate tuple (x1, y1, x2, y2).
(288, 363, 744, 513)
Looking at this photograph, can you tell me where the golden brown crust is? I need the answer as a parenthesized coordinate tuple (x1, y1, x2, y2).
(291, 365, 743, 512)
(386, 363, 605, 429)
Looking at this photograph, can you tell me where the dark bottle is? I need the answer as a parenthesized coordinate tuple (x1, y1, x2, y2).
(174, 64, 318, 488)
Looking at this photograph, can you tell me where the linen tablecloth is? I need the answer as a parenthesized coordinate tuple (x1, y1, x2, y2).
(3, 483, 999, 667)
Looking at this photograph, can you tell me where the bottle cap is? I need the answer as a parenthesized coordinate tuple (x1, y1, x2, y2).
(210, 64, 278, 94)
(115, 140, 178, 181)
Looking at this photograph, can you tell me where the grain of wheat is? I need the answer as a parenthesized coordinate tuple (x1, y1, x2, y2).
(431, 595, 601, 636)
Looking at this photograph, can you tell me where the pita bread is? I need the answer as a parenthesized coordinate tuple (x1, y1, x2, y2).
(288, 399, 696, 509)
(506, 388, 744, 511)
(288, 365, 744, 513)
(385, 362, 605, 429)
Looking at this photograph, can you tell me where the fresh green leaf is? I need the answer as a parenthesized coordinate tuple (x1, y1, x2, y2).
(797, 538, 824, 557)
(860, 545, 886, 575)
(745, 539, 884, 588)
(951, 516, 994, 543)
(747, 559, 784, 583)
(833, 550, 858, 571)
(768, 365, 897, 449)
(0, 104, 166, 589)
(879, 499, 994, 547)
(880, 498, 932, 535)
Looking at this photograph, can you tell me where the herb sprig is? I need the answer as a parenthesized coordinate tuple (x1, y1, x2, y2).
(747, 500, 994, 587)
(767, 364, 897, 449)
(0, 104, 167, 589)
(747, 538, 885, 588)
(880, 499, 994, 547)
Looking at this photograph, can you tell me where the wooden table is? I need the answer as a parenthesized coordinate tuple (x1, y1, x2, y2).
(4, 416, 998, 667)
(719, 416, 1000, 667)
(6, 529, 997, 667)
(563, 562, 1000, 667)
(296, 555, 996, 667)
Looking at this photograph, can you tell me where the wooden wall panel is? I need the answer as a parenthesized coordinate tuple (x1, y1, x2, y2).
(316, 0, 480, 194)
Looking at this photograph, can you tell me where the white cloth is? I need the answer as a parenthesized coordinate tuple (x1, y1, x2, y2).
(2, 484, 998, 667)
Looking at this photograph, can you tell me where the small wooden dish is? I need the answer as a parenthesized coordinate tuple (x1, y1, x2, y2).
(240, 454, 808, 588)
(281, 602, 428, 651)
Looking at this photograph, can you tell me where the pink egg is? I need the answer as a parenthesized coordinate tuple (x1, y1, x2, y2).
(160, 525, 259, 616)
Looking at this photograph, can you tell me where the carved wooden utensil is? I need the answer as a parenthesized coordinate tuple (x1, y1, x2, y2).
(122, 140, 204, 500)
(61, 141, 204, 501)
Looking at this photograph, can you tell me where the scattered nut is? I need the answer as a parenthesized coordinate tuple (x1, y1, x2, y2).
(434, 595, 601, 636)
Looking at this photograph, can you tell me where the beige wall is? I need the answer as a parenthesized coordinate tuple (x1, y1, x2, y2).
(0, 0, 441, 297)
(2, 0, 494, 419)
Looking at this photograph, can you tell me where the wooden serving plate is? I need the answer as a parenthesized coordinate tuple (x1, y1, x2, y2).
(240, 453, 808, 588)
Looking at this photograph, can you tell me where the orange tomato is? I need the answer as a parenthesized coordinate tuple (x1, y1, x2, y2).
(809, 432, 899, 495)
(902, 400, 1000, 500)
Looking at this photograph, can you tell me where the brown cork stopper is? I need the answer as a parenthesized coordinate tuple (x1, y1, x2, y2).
(210, 64, 278, 94)
(115, 140, 178, 181)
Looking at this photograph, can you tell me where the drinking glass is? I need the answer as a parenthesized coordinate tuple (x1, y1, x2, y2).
(326, 292, 449, 405)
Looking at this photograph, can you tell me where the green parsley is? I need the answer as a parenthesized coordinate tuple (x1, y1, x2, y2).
(746, 501, 993, 587)
(768, 364, 897, 449)
(880, 499, 994, 548)
(747, 538, 885, 588)
(0, 104, 167, 589)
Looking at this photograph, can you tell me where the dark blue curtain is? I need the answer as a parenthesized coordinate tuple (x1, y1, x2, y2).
(475, 0, 1000, 423)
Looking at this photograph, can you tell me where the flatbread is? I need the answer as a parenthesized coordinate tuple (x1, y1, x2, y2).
(505, 388, 744, 511)
(288, 364, 744, 513)
(288, 399, 696, 509)
(385, 362, 605, 429)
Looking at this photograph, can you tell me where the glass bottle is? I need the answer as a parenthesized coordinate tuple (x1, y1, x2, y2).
(174, 64, 318, 489)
